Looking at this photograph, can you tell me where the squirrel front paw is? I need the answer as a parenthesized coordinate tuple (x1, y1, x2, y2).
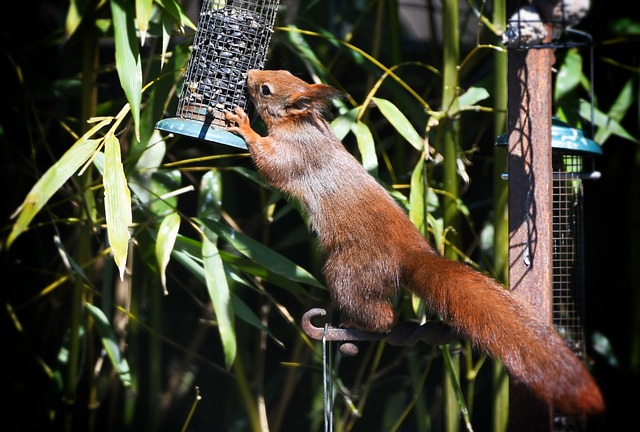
(225, 107, 250, 133)
(226, 107, 261, 145)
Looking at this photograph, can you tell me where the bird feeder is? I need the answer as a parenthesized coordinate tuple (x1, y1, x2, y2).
(547, 119, 601, 361)
(155, 0, 280, 149)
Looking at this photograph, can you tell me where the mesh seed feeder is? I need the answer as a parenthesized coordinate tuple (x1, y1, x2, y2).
(155, 0, 280, 149)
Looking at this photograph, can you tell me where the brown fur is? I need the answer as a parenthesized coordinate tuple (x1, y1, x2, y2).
(226, 69, 604, 416)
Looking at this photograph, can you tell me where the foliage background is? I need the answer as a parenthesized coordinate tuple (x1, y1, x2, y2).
(1, 0, 638, 431)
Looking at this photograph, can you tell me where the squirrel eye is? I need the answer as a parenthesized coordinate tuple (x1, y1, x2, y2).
(260, 84, 271, 96)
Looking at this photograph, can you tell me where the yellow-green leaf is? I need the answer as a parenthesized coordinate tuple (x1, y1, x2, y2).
(373, 97, 425, 151)
(156, 212, 181, 293)
(409, 155, 428, 237)
(85, 303, 132, 387)
(135, 0, 154, 45)
(202, 234, 236, 369)
(111, 0, 142, 141)
(104, 134, 132, 281)
(7, 135, 104, 248)
(351, 120, 378, 176)
(155, 0, 197, 32)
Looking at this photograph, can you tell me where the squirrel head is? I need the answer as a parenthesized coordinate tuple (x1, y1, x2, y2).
(245, 69, 344, 127)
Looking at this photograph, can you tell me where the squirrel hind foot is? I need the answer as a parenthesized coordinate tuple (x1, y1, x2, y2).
(339, 301, 396, 333)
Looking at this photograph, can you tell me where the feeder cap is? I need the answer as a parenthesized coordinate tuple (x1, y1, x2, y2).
(155, 118, 248, 150)
(495, 117, 603, 156)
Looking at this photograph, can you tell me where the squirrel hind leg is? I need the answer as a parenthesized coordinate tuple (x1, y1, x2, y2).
(331, 293, 397, 333)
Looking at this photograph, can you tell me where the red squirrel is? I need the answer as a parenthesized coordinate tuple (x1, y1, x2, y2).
(225, 69, 604, 417)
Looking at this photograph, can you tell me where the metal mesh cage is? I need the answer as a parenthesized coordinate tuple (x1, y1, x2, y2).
(551, 151, 599, 432)
(156, 0, 280, 148)
(552, 153, 588, 358)
(177, 0, 279, 126)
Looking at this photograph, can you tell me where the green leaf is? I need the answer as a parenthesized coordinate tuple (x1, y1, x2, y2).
(7, 118, 110, 248)
(351, 120, 379, 176)
(104, 134, 133, 281)
(457, 86, 490, 108)
(409, 156, 428, 237)
(64, 0, 85, 39)
(584, 99, 639, 145)
(202, 234, 236, 369)
(171, 240, 279, 340)
(331, 108, 358, 141)
(156, 212, 181, 293)
(590, 79, 638, 144)
(555, 50, 583, 102)
(155, 0, 196, 32)
(198, 170, 223, 221)
(135, 0, 154, 45)
(200, 218, 324, 289)
(372, 97, 424, 151)
(85, 303, 132, 387)
(111, 0, 142, 141)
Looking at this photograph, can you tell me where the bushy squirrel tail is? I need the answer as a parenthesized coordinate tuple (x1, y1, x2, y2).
(403, 252, 605, 416)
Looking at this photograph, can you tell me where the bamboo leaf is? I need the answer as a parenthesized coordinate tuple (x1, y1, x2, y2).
(85, 303, 132, 387)
(555, 50, 583, 102)
(409, 155, 428, 237)
(198, 170, 222, 221)
(171, 242, 277, 339)
(372, 97, 424, 151)
(7, 135, 104, 248)
(200, 218, 324, 289)
(135, 0, 153, 45)
(64, 0, 84, 39)
(584, 99, 639, 144)
(104, 134, 132, 281)
(351, 120, 379, 176)
(155, 0, 197, 32)
(111, 0, 142, 141)
(156, 212, 181, 294)
(331, 107, 358, 141)
(202, 234, 236, 369)
(457, 86, 490, 108)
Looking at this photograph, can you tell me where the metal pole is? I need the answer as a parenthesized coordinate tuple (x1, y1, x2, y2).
(506, 43, 555, 430)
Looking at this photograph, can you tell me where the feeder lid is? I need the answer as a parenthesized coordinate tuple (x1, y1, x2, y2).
(496, 118, 603, 156)
(155, 118, 248, 150)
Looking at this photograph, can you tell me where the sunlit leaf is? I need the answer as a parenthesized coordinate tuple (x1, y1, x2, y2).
(111, 0, 142, 141)
(64, 0, 85, 39)
(584, 99, 639, 145)
(457, 86, 490, 108)
(331, 107, 358, 140)
(156, 212, 180, 293)
(351, 120, 378, 176)
(199, 170, 222, 221)
(7, 128, 107, 248)
(135, 0, 153, 45)
(555, 50, 583, 102)
(104, 134, 132, 281)
(409, 155, 428, 237)
(155, 0, 197, 32)
(373, 97, 424, 151)
(85, 303, 132, 387)
(202, 234, 236, 369)
(590, 79, 638, 144)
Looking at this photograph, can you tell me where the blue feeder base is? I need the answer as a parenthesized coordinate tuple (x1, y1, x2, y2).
(155, 118, 248, 150)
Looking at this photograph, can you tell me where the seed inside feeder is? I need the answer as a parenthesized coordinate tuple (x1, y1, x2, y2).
(176, 6, 274, 127)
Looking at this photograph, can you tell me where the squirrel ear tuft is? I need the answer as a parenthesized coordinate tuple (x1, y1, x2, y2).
(285, 84, 344, 115)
